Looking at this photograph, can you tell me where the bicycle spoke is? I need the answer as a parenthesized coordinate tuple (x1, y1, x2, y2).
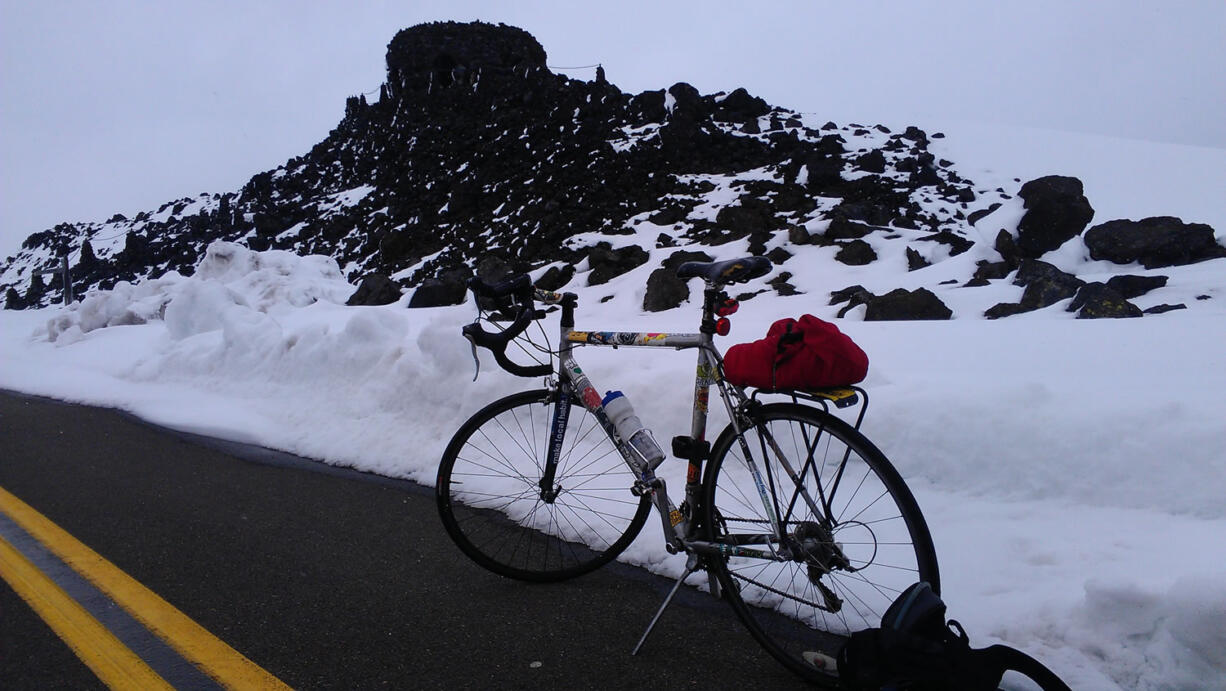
(704, 402, 938, 680)
(439, 389, 651, 583)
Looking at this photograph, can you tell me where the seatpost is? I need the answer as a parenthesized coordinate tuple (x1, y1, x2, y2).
(699, 283, 720, 335)
(559, 292, 577, 329)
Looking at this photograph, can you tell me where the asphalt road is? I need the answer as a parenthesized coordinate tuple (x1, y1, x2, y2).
(0, 390, 812, 689)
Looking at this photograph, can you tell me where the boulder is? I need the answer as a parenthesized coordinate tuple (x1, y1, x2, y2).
(347, 273, 403, 306)
(864, 288, 952, 321)
(1015, 176, 1095, 257)
(642, 250, 712, 312)
(854, 149, 886, 174)
(408, 269, 469, 307)
(1015, 260, 1085, 310)
(824, 217, 875, 241)
(1105, 274, 1167, 299)
(1083, 217, 1226, 268)
(5, 287, 26, 310)
(835, 240, 877, 266)
(535, 264, 575, 292)
(1067, 282, 1142, 319)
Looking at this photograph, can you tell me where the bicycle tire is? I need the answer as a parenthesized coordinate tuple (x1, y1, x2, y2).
(702, 402, 939, 684)
(437, 389, 652, 582)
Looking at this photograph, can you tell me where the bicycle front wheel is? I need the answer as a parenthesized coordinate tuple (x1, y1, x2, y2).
(437, 389, 652, 582)
(703, 402, 938, 683)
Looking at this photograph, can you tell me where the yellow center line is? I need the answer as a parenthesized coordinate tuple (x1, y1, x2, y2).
(0, 535, 173, 690)
(0, 485, 291, 690)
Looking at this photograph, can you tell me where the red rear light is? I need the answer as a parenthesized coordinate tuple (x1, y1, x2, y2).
(716, 299, 739, 317)
(715, 318, 731, 336)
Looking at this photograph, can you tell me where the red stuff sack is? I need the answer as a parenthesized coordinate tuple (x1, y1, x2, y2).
(722, 314, 868, 390)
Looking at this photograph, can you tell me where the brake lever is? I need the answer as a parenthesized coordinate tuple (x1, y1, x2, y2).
(464, 332, 481, 381)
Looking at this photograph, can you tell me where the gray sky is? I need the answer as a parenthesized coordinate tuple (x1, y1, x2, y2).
(2, 1, 1223, 257)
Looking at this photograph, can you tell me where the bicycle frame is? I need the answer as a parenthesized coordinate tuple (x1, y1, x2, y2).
(535, 286, 791, 561)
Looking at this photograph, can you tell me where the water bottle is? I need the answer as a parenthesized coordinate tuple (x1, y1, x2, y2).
(602, 391, 665, 470)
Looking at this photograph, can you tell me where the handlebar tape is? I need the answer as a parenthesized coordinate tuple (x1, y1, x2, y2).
(463, 274, 552, 378)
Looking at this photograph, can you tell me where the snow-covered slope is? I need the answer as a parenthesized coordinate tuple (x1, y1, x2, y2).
(3, 236, 1224, 689)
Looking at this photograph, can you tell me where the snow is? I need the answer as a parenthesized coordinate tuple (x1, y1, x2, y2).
(3, 146, 1226, 689)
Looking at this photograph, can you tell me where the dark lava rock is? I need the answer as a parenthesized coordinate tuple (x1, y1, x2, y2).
(408, 269, 469, 307)
(1067, 282, 1142, 319)
(854, 149, 887, 174)
(1144, 303, 1186, 315)
(347, 273, 403, 306)
(535, 264, 575, 291)
(385, 21, 547, 94)
(824, 217, 875, 241)
(1015, 259, 1085, 309)
(765, 246, 792, 265)
(916, 230, 974, 257)
(642, 250, 713, 312)
(1015, 176, 1095, 257)
(587, 243, 649, 286)
(984, 259, 1084, 317)
(5, 287, 26, 310)
(864, 288, 952, 321)
(984, 302, 1032, 320)
(1105, 274, 1168, 299)
(835, 239, 878, 266)
(906, 247, 930, 271)
(712, 87, 770, 123)
(829, 284, 873, 306)
(967, 203, 1002, 226)
(995, 229, 1022, 265)
(1083, 216, 1226, 268)
(964, 260, 1012, 287)
(768, 271, 800, 296)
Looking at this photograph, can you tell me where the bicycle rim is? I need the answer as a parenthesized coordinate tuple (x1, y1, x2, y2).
(703, 403, 938, 682)
(437, 389, 652, 582)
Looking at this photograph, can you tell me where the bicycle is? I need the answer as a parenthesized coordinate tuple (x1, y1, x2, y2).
(436, 256, 939, 684)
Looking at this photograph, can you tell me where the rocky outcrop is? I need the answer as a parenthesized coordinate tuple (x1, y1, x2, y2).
(1, 22, 1218, 324)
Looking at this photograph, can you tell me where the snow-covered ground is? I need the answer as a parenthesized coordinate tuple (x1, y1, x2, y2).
(3, 236, 1223, 689)
(3, 121, 1225, 688)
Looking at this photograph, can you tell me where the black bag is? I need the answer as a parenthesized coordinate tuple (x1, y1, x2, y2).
(838, 582, 1071, 691)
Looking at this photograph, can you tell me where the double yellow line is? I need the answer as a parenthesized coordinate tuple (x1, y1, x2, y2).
(0, 486, 290, 689)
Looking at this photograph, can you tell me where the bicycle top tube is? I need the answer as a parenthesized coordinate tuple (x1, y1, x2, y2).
(563, 329, 706, 349)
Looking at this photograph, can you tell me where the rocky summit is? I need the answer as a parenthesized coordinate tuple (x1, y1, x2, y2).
(2, 21, 1222, 318)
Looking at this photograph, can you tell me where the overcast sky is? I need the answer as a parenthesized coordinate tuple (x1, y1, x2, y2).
(2, 1, 1223, 257)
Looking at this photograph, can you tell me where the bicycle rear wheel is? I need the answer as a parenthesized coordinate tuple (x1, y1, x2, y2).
(702, 402, 938, 683)
(437, 389, 652, 582)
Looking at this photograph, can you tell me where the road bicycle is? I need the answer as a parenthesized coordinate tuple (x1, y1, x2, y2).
(435, 256, 939, 684)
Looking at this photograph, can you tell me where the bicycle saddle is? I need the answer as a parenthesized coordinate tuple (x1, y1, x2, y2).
(676, 256, 772, 285)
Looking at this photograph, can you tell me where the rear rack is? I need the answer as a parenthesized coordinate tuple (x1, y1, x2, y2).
(749, 386, 869, 430)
